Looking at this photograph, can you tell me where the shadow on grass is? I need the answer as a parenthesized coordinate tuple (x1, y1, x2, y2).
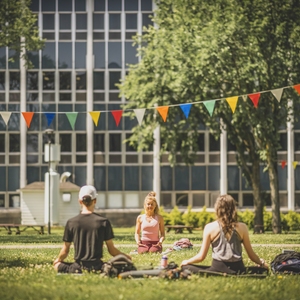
(0, 258, 28, 268)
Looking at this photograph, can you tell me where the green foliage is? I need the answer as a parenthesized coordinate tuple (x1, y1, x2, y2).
(159, 206, 171, 225)
(119, 0, 300, 232)
(282, 211, 300, 231)
(0, 0, 44, 67)
(263, 209, 273, 231)
(197, 206, 215, 229)
(238, 210, 255, 230)
(182, 205, 199, 227)
(168, 206, 184, 225)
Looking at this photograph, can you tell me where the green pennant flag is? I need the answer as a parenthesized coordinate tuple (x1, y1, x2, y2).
(66, 112, 78, 130)
(203, 100, 216, 116)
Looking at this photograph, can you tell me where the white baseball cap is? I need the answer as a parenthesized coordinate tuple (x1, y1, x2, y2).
(79, 185, 98, 200)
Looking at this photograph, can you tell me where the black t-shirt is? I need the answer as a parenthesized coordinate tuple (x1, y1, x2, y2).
(63, 213, 114, 262)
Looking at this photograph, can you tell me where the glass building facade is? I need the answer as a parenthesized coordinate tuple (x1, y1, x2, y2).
(0, 0, 300, 214)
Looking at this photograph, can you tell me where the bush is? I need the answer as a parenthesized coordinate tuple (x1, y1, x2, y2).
(182, 206, 199, 227)
(197, 206, 215, 229)
(159, 206, 171, 225)
(263, 209, 273, 231)
(283, 211, 300, 231)
(238, 210, 254, 229)
(168, 206, 184, 225)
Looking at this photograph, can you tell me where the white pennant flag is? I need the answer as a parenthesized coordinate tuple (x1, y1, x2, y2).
(133, 109, 146, 125)
(0, 112, 12, 126)
(271, 88, 283, 102)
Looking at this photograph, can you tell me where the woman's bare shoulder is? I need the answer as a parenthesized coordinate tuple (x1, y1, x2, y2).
(137, 214, 144, 221)
(204, 220, 219, 230)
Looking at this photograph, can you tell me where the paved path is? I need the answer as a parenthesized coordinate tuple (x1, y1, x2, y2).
(0, 244, 299, 249)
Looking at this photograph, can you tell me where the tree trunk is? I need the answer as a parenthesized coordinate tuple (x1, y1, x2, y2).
(251, 159, 264, 233)
(268, 158, 282, 233)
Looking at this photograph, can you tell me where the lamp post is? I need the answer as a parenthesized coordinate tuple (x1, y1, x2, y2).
(44, 129, 54, 235)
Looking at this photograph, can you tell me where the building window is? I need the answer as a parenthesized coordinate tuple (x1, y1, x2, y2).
(109, 133, 121, 152)
(58, 42, 72, 68)
(176, 193, 188, 207)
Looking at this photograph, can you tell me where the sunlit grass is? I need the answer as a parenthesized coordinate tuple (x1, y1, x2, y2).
(0, 228, 300, 300)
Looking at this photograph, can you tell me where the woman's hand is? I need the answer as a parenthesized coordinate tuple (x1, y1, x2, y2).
(180, 260, 189, 267)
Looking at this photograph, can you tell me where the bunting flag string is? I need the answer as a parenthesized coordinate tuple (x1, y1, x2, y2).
(89, 111, 101, 126)
(1, 83, 300, 130)
(22, 112, 34, 128)
(66, 112, 78, 130)
(44, 112, 55, 127)
(156, 106, 169, 122)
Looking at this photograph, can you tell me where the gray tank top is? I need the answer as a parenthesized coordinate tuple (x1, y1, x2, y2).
(211, 222, 243, 262)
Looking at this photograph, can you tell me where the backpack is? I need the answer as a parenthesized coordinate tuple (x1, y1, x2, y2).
(101, 254, 136, 277)
(271, 251, 300, 274)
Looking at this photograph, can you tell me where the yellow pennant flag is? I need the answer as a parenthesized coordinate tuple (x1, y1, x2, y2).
(226, 96, 239, 113)
(156, 106, 169, 122)
(89, 111, 101, 126)
(293, 161, 298, 169)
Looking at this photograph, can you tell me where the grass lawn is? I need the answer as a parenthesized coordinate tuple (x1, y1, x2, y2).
(0, 227, 300, 300)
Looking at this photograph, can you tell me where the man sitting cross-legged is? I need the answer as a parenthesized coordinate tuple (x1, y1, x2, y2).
(53, 185, 131, 273)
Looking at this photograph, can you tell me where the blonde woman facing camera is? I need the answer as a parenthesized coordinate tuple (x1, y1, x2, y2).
(181, 194, 269, 275)
(135, 192, 165, 254)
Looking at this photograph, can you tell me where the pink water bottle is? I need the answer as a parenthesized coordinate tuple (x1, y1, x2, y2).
(161, 255, 168, 268)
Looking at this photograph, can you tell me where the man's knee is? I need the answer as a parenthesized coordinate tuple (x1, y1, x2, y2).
(57, 262, 82, 274)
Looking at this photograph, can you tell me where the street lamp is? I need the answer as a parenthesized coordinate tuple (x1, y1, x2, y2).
(44, 129, 54, 235)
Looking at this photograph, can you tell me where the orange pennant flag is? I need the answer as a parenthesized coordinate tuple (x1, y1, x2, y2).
(111, 110, 123, 127)
(89, 111, 101, 126)
(248, 93, 261, 108)
(21, 112, 34, 128)
(293, 84, 300, 95)
(281, 160, 286, 169)
(293, 161, 298, 169)
(156, 106, 169, 122)
(226, 96, 239, 113)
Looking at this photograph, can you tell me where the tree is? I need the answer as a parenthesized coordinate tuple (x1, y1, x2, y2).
(120, 0, 300, 233)
(0, 0, 44, 67)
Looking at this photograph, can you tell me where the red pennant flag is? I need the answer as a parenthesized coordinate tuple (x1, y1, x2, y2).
(22, 112, 34, 128)
(293, 84, 300, 95)
(281, 160, 286, 169)
(248, 93, 261, 108)
(111, 110, 123, 127)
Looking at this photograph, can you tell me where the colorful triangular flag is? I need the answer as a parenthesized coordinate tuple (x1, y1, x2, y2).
(89, 111, 101, 126)
(66, 112, 78, 130)
(293, 84, 300, 95)
(0, 112, 12, 126)
(179, 103, 192, 119)
(271, 88, 283, 102)
(281, 160, 286, 169)
(22, 112, 34, 128)
(133, 109, 146, 125)
(156, 106, 169, 122)
(293, 161, 298, 169)
(203, 100, 216, 116)
(111, 110, 123, 126)
(226, 96, 239, 113)
(44, 112, 55, 127)
(248, 93, 261, 108)
(242, 95, 247, 102)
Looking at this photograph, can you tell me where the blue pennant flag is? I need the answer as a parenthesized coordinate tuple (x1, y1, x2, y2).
(44, 112, 56, 127)
(180, 103, 192, 119)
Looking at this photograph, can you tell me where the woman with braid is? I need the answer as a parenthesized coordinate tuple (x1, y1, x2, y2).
(181, 194, 269, 275)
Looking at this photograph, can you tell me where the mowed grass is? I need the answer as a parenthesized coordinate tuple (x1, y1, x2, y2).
(0, 227, 300, 300)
